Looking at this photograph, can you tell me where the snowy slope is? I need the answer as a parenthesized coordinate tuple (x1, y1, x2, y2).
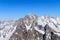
(0, 14, 60, 40)
(37, 15, 60, 36)
(0, 20, 17, 40)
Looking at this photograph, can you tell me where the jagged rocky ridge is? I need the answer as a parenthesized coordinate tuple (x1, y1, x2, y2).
(0, 14, 60, 40)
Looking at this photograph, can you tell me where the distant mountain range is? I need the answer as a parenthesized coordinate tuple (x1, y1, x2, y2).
(0, 14, 60, 40)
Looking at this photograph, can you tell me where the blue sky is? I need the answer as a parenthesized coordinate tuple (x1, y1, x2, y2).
(0, 0, 60, 20)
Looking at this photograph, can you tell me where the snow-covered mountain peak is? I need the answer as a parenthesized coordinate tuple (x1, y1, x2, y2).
(0, 14, 60, 40)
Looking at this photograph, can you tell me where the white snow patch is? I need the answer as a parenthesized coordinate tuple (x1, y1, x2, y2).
(54, 32, 60, 36)
(25, 23, 32, 31)
(34, 27, 45, 34)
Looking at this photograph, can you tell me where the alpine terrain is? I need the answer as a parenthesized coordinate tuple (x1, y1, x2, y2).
(0, 14, 60, 40)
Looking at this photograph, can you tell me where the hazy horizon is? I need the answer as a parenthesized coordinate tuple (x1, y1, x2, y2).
(0, 0, 60, 20)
